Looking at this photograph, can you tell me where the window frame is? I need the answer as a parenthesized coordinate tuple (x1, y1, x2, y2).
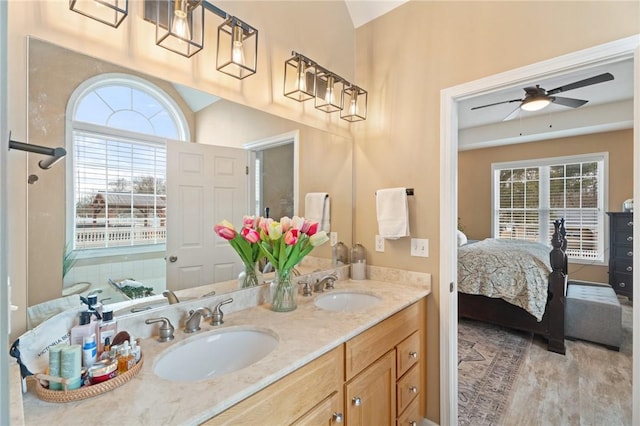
(65, 73, 189, 259)
(491, 152, 608, 265)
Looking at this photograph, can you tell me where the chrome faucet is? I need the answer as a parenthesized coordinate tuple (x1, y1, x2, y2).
(162, 290, 180, 304)
(184, 307, 212, 333)
(313, 273, 338, 292)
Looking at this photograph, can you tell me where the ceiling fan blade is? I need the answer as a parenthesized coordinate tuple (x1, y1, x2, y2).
(552, 96, 589, 108)
(546, 72, 614, 95)
(503, 105, 521, 121)
(471, 98, 522, 110)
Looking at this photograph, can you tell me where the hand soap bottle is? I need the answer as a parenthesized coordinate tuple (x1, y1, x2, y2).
(70, 310, 99, 347)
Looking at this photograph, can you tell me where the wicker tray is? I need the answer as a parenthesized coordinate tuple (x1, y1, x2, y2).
(32, 354, 144, 403)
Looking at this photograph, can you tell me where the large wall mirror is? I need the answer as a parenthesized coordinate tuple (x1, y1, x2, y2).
(26, 38, 353, 328)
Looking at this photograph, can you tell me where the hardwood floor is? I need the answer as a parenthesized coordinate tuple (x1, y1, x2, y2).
(501, 297, 632, 425)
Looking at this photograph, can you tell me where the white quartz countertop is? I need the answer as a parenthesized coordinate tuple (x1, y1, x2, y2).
(21, 278, 430, 425)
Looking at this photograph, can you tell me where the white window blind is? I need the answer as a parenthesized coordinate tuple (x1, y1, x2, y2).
(73, 130, 167, 249)
(493, 154, 606, 262)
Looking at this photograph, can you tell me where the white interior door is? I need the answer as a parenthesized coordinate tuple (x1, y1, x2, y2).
(166, 141, 247, 291)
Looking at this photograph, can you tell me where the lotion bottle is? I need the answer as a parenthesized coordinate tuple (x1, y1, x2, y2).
(70, 310, 99, 347)
(82, 334, 97, 368)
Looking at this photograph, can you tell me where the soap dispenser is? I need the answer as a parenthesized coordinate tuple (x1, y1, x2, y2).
(351, 243, 367, 280)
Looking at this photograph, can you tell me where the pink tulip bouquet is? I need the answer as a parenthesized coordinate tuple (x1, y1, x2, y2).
(213, 216, 263, 287)
(214, 215, 329, 310)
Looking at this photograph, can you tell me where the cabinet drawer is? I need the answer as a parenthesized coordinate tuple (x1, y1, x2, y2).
(396, 396, 420, 426)
(396, 364, 420, 415)
(396, 331, 420, 378)
(292, 391, 343, 426)
(612, 272, 633, 292)
(345, 302, 419, 380)
(612, 246, 634, 259)
(611, 259, 633, 274)
(612, 216, 634, 231)
(613, 230, 634, 246)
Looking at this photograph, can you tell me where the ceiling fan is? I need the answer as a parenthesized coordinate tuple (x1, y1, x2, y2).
(471, 72, 614, 121)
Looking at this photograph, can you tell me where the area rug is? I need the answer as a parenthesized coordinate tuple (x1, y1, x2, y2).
(458, 319, 532, 426)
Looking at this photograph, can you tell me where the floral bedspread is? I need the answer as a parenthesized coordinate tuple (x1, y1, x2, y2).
(458, 239, 552, 321)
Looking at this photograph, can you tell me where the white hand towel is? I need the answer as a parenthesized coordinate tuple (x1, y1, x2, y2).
(376, 187, 410, 239)
(305, 192, 331, 232)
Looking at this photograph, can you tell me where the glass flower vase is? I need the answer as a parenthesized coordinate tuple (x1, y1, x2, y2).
(239, 263, 261, 288)
(271, 268, 297, 312)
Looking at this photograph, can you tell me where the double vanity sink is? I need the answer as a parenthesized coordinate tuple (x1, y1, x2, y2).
(21, 278, 430, 425)
(153, 291, 382, 382)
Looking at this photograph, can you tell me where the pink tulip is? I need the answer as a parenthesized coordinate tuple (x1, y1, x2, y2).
(241, 227, 260, 243)
(258, 217, 272, 233)
(305, 222, 319, 236)
(214, 220, 236, 240)
(243, 215, 257, 229)
(280, 216, 292, 232)
(291, 216, 305, 231)
(283, 229, 299, 245)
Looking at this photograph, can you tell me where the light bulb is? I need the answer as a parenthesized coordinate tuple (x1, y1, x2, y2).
(349, 92, 358, 115)
(231, 25, 245, 65)
(325, 76, 335, 105)
(171, 1, 191, 41)
(297, 61, 307, 92)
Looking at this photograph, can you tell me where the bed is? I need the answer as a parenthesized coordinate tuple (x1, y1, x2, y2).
(458, 219, 567, 354)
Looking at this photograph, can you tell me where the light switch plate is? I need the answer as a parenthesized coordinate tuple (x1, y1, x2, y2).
(411, 238, 429, 257)
(330, 232, 338, 246)
(375, 235, 385, 252)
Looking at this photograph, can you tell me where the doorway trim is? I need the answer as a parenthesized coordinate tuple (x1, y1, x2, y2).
(440, 34, 640, 425)
(243, 130, 300, 217)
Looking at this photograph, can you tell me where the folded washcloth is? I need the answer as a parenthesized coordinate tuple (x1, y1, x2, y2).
(376, 187, 410, 239)
(305, 192, 330, 232)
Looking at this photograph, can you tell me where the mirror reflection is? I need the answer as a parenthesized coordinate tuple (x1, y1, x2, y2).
(26, 38, 353, 328)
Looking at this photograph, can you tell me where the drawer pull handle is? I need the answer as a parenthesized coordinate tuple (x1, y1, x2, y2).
(628, 236, 634, 242)
(409, 351, 418, 359)
(409, 422, 417, 426)
(409, 386, 418, 393)
(620, 282, 626, 288)
(627, 251, 633, 257)
(352, 396, 362, 407)
(628, 221, 634, 227)
(627, 266, 633, 272)
(332, 412, 344, 423)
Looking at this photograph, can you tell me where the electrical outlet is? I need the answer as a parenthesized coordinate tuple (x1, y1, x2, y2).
(375, 235, 385, 252)
(411, 238, 429, 257)
(330, 232, 338, 246)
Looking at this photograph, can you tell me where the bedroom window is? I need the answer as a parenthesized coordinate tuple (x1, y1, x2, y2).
(492, 153, 607, 263)
(68, 74, 189, 253)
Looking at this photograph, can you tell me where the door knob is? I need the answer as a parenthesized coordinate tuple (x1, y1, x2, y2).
(352, 396, 362, 406)
(168, 255, 178, 262)
(332, 412, 344, 423)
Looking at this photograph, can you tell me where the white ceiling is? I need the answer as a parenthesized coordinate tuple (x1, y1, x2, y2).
(457, 58, 634, 150)
(344, 0, 409, 28)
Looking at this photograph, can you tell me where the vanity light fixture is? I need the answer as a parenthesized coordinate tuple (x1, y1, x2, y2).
(216, 16, 258, 79)
(69, 0, 128, 28)
(144, 0, 258, 78)
(341, 84, 368, 122)
(283, 52, 317, 102)
(283, 51, 368, 121)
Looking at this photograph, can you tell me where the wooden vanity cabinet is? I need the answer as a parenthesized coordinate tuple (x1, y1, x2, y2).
(344, 300, 425, 425)
(204, 297, 426, 426)
(203, 346, 344, 426)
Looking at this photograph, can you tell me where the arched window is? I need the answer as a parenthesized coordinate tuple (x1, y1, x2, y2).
(67, 73, 189, 251)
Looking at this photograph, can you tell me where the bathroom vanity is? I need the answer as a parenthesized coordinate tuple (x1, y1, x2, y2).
(19, 275, 430, 425)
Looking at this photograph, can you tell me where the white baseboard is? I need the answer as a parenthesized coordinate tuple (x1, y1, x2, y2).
(421, 417, 440, 426)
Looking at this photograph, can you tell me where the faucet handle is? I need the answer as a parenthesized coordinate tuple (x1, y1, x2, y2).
(325, 276, 337, 290)
(211, 298, 233, 326)
(145, 317, 175, 342)
(299, 281, 313, 297)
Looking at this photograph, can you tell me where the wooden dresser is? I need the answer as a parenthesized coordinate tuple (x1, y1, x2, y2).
(607, 212, 634, 300)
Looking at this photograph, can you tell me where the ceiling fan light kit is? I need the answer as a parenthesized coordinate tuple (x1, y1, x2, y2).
(471, 72, 615, 120)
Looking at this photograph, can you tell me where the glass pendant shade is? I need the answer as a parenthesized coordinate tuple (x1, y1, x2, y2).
(217, 17, 258, 79)
(341, 85, 368, 122)
(521, 96, 551, 111)
(156, 0, 204, 58)
(284, 55, 316, 102)
(315, 70, 344, 113)
(69, 0, 128, 28)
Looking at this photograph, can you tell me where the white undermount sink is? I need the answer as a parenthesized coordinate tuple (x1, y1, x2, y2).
(314, 291, 382, 312)
(152, 327, 279, 382)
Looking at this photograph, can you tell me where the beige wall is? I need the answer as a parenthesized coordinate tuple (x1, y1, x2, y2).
(459, 129, 633, 284)
(353, 1, 639, 421)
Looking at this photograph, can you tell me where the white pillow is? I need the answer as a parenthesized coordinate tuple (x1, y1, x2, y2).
(457, 230, 468, 246)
